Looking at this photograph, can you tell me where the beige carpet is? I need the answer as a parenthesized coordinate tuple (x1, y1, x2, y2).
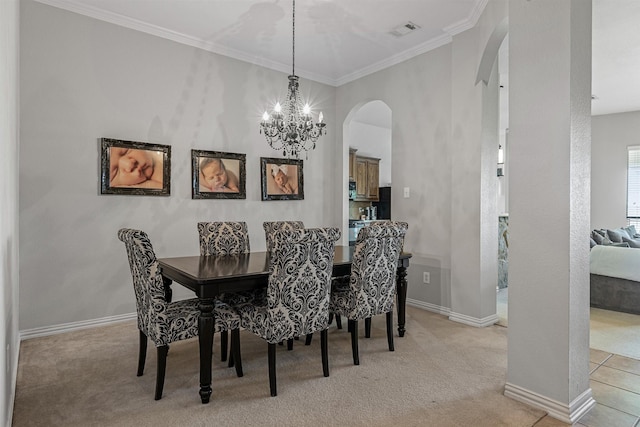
(12, 306, 562, 427)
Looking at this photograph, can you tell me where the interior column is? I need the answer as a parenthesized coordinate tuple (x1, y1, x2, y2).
(506, 0, 594, 422)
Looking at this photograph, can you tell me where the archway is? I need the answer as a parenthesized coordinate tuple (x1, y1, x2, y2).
(342, 100, 392, 240)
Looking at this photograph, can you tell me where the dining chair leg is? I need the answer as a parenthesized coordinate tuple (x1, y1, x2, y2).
(321, 329, 329, 377)
(305, 334, 313, 345)
(349, 319, 359, 365)
(287, 338, 294, 351)
(155, 345, 169, 400)
(231, 329, 243, 377)
(268, 343, 277, 397)
(386, 311, 394, 352)
(365, 317, 372, 338)
(335, 314, 343, 329)
(137, 330, 147, 376)
(220, 330, 229, 362)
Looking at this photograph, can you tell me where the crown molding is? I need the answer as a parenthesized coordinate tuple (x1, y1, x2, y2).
(444, 0, 489, 35)
(35, 0, 488, 88)
(335, 34, 452, 87)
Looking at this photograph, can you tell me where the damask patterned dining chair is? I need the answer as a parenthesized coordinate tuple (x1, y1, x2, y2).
(262, 220, 304, 251)
(234, 227, 341, 396)
(197, 221, 250, 363)
(198, 221, 250, 256)
(329, 221, 408, 365)
(263, 220, 343, 345)
(263, 221, 307, 348)
(118, 228, 243, 400)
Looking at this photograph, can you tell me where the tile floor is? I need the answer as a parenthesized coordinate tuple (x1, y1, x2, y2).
(576, 349, 640, 426)
(498, 288, 640, 426)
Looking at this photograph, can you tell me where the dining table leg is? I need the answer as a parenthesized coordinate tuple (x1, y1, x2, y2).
(198, 299, 215, 403)
(396, 259, 410, 337)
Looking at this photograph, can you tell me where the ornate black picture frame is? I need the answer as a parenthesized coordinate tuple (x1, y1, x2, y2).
(260, 157, 304, 201)
(100, 138, 171, 196)
(192, 150, 246, 199)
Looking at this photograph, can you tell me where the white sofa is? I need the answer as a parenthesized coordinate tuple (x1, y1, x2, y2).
(590, 244, 640, 314)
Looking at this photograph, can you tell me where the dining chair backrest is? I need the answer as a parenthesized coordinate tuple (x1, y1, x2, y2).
(198, 221, 250, 256)
(264, 227, 341, 342)
(347, 221, 408, 319)
(262, 221, 304, 252)
(117, 228, 171, 346)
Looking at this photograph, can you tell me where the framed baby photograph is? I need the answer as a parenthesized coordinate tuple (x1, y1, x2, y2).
(260, 157, 304, 201)
(100, 138, 171, 196)
(192, 150, 246, 199)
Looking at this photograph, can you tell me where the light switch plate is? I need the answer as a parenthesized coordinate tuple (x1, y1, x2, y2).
(403, 187, 410, 198)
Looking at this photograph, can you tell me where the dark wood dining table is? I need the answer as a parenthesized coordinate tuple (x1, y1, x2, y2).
(158, 246, 412, 403)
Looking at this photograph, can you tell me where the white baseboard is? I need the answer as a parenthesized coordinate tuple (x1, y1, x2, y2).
(6, 338, 20, 427)
(407, 299, 500, 328)
(504, 382, 595, 424)
(449, 311, 499, 327)
(406, 298, 451, 316)
(20, 312, 136, 340)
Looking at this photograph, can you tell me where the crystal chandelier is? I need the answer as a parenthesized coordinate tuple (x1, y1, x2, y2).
(260, 0, 326, 159)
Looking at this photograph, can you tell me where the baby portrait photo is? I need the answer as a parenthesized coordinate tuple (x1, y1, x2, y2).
(100, 138, 171, 196)
(260, 157, 304, 201)
(192, 150, 246, 199)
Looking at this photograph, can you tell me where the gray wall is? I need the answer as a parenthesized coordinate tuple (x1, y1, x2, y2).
(591, 110, 640, 229)
(19, 1, 339, 331)
(18, 0, 510, 329)
(336, 45, 455, 312)
(1, 0, 20, 424)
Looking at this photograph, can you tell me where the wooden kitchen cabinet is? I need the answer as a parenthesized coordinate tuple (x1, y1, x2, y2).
(349, 148, 357, 181)
(354, 155, 379, 201)
(355, 158, 368, 199)
(366, 159, 379, 200)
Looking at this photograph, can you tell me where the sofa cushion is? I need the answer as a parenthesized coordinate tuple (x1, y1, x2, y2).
(591, 244, 640, 281)
(592, 230, 612, 245)
(622, 237, 640, 248)
(607, 228, 628, 243)
(610, 242, 631, 248)
(624, 225, 637, 238)
(590, 237, 597, 248)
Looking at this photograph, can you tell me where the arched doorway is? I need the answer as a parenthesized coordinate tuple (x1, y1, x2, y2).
(343, 100, 392, 238)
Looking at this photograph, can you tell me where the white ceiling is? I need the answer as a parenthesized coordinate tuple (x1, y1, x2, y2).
(36, 0, 640, 116)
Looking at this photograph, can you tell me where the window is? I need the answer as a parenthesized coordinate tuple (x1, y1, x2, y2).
(627, 146, 640, 228)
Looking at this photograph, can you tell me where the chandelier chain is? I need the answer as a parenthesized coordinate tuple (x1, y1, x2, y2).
(259, 0, 326, 159)
(292, 0, 295, 76)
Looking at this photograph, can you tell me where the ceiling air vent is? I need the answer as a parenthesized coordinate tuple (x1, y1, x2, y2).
(390, 21, 421, 37)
